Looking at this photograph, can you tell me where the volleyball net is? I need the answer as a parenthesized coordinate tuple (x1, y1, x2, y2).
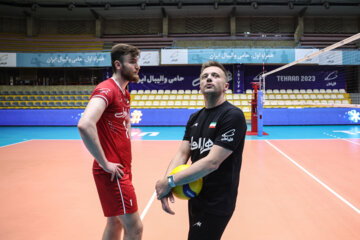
(260, 33, 360, 109)
(248, 33, 360, 135)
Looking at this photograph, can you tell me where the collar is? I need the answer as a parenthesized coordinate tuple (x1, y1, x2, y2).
(111, 77, 126, 95)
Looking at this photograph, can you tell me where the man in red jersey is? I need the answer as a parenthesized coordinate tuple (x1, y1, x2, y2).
(78, 44, 143, 240)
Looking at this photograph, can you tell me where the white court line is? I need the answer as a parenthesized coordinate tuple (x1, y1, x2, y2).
(342, 138, 360, 146)
(0, 139, 31, 148)
(265, 140, 360, 215)
(140, 191, 157, 221)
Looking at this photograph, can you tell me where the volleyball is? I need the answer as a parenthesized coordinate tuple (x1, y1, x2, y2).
(170, 164, 203, 200)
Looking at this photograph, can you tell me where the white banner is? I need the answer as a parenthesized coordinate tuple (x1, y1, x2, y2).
(139, 51, 159, 66)
(161, 49, 188, 65)
(0, 53, 16, 67)
(318, 50, 343, 65)
(295, 49, 319, 64)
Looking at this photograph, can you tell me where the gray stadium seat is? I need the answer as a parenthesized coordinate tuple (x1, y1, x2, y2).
(26, 102, 34, 107)
(76, 102, 82, 107)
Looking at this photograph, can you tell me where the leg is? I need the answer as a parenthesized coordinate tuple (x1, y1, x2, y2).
(188, 203, 232, 240)
(118, 211, 143, 240)
(102, 216, 123, 240)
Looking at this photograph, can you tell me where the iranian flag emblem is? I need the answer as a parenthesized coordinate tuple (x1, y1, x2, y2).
(209, 122, 217, 128)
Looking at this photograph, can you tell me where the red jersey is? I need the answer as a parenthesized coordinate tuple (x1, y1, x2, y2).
(91, 78, 132, 174)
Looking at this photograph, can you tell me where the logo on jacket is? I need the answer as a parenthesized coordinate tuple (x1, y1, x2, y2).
(190, 136, 213, 154)
(192, 122, 199, 127)
(221, 129, 235, 142)
(114, 107, 129, 119)
(99, 88, 111, 95)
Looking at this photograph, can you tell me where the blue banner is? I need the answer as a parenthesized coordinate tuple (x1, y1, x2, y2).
(342, 50, 360, 65)
(1, 108, 359, 126)
(129, 109, 197, 126)
(244, 65, 346, 90)
(233, 64, 245, 93)
(17, 52, 111, 67)
(263, 108, 360, 125)
(129, 65, 234, 91)
(0, 109, 83, 126)
(188, 49, 295, 64)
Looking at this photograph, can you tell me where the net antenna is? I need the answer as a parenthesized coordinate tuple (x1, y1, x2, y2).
(260, 33, 360, 108)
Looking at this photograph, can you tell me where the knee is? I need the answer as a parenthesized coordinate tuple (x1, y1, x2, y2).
(133, 221, 143, 236)
(107, 217, 122, 229)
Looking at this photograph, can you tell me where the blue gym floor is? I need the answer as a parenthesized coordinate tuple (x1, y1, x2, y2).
(0, 125, 359, 147)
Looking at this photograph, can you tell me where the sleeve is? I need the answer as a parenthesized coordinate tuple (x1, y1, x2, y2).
(90, 81, 114, 107)
(126, 90, 131, 103)
(214, 109, 247, 151)
(183, 112, 197, 141)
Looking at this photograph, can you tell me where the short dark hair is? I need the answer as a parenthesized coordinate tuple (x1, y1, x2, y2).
(200, 61, 228, 82)
(111, 44, 140, 73)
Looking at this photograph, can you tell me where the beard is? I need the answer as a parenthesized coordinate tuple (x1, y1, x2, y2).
(121, 66, 140, 83)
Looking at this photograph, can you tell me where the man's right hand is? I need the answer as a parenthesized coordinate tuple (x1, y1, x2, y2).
(100, 162, 124, 181)
(160, 193, 175, 215)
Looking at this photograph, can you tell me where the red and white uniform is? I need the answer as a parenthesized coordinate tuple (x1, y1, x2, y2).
(91, 77, 138, 217)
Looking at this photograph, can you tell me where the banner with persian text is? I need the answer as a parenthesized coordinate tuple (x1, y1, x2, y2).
(129, 65, 234, 91)
(188, 49, 295, 64)
(17, 52, 110, 67)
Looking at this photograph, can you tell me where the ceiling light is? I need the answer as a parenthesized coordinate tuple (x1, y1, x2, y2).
(251, 1, 258, 9)
(31, 3, 38, 12)
(323, 2, 330, 9)
(68, 2, 75, 11)
(288, 2, 294, 9)
(214, 0, 219, 9)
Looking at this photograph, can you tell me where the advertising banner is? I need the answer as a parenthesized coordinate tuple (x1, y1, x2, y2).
(295, 49, 319, 64)
(0, 53, 16, 67)
(1, 108, 359, 126)
(244, 65, 346, 90)
(17, 52, 111, 67)
(188, 48, 295, 64)
(161, 49, 188, 64)
(139, 51, 159, 66)
(318, 50, 343, 65)
(129, 65, 233, 91)
(342, 50, 360, 65)
(233, 64, 244, 93)
(263, 108, 360, 125)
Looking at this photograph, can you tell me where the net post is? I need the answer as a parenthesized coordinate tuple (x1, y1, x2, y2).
(257, 89, 264, 137)
(250, 82, 258, 133)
